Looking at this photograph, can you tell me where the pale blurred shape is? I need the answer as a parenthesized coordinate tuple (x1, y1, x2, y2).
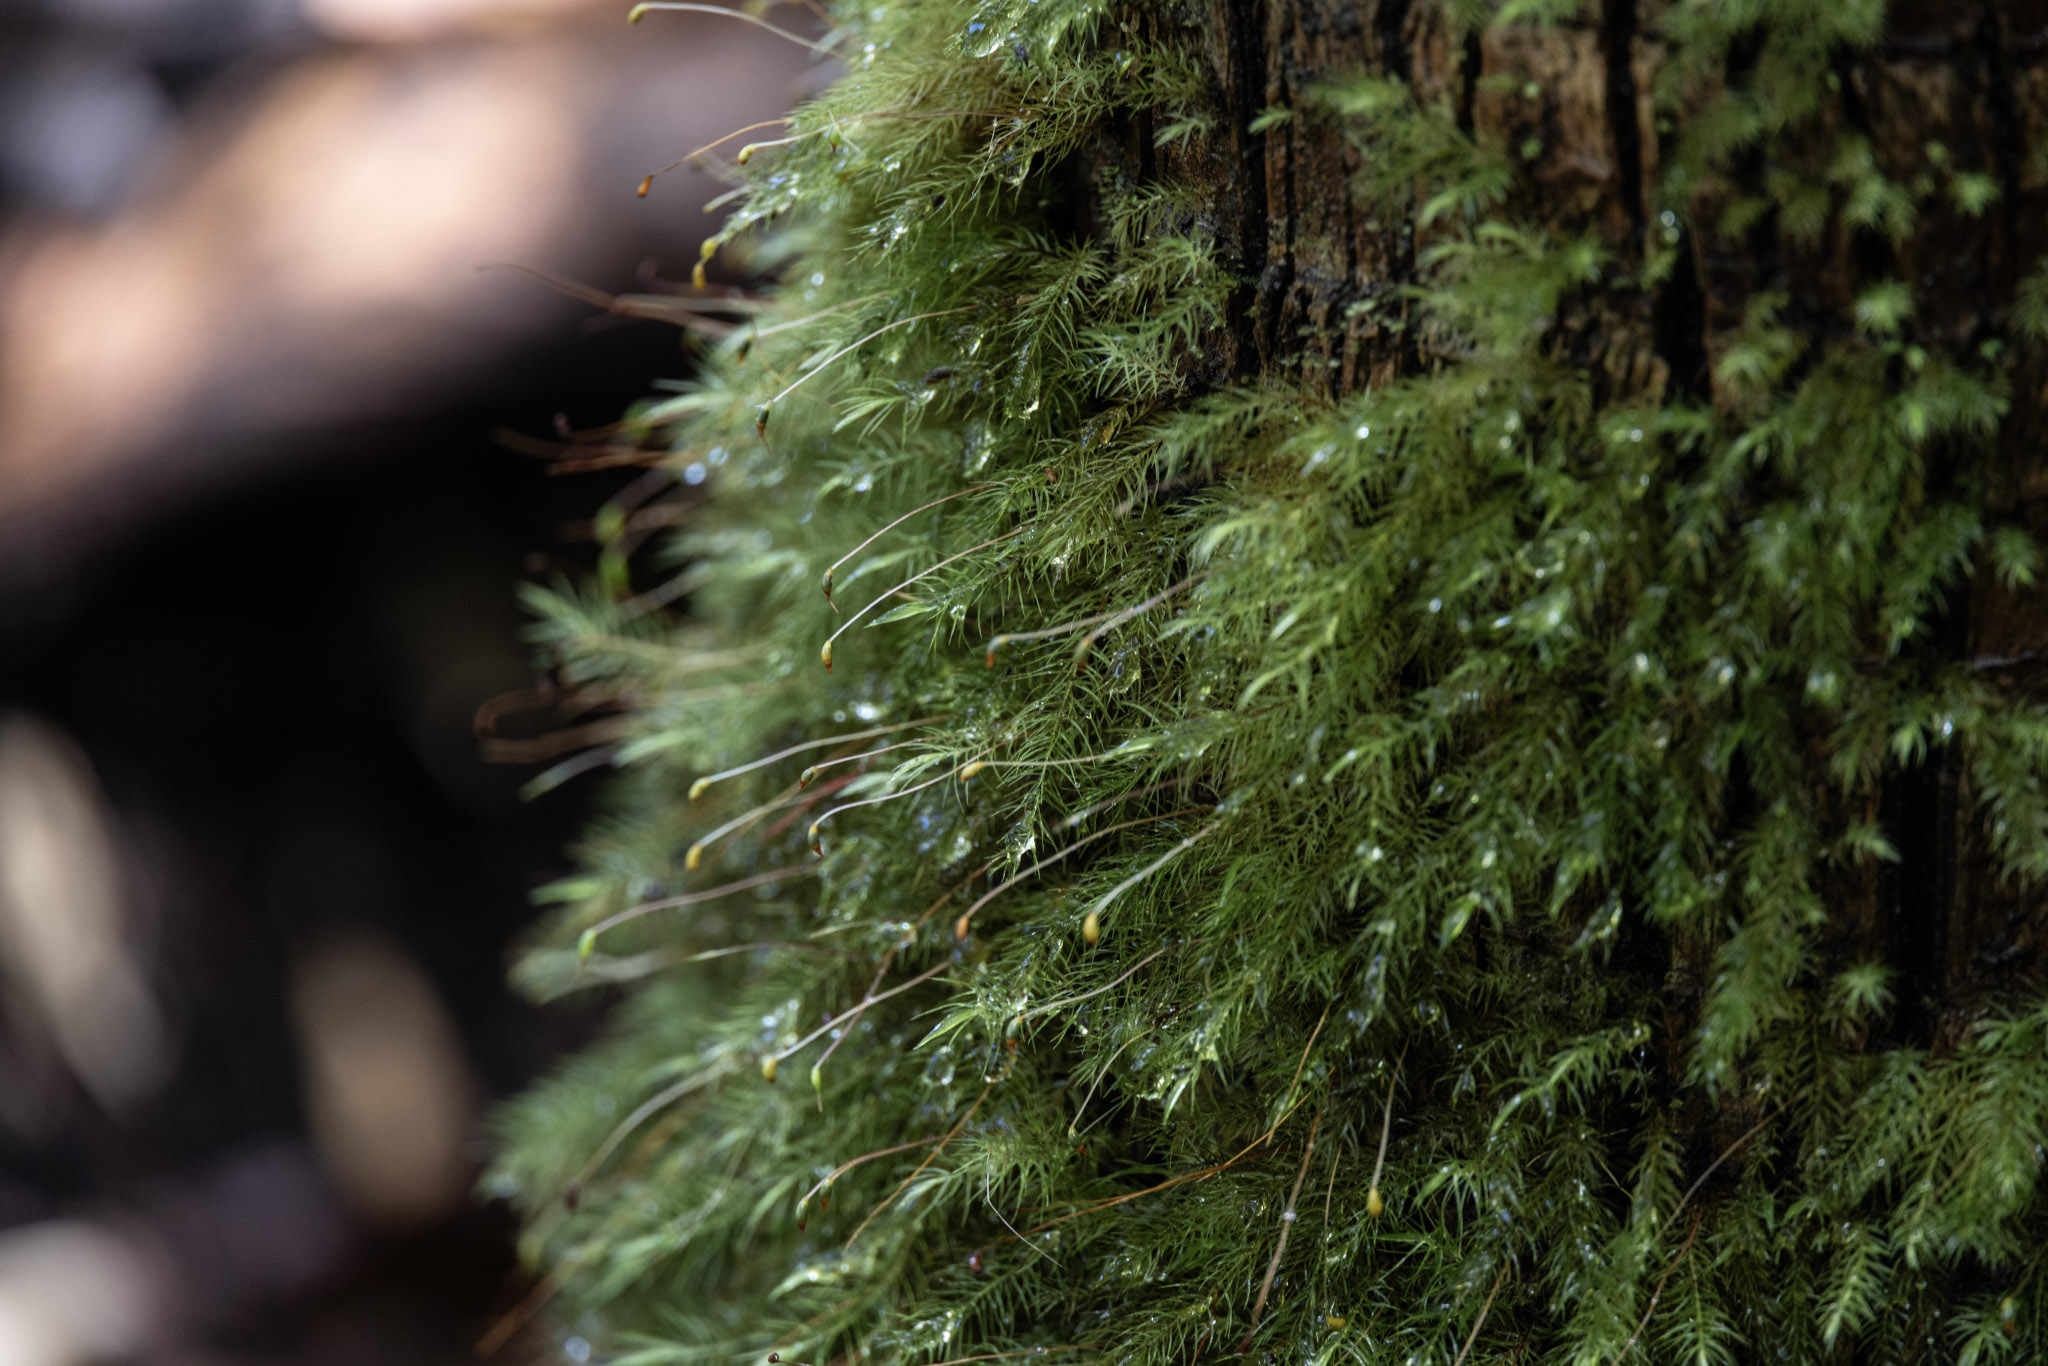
(0, 1221, 159, 1366)
(0, 41, 579, 507)
(290, 929, 477, 1227)
(305, 0, 599, 42)
(0, 220, 222, 508)
(0, 715, 167, 1113)
(242, 48, 578, 314)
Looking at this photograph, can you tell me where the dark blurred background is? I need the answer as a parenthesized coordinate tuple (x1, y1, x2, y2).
(0, 2, 820, 1361)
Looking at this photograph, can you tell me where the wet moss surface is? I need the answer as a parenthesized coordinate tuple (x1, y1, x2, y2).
(495, 3, 2048, 1362)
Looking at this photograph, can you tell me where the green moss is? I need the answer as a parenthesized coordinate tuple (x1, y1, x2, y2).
(492, 2, 2048, 1363)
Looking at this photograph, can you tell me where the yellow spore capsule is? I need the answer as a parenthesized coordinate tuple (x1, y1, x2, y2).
(761, 1055, 778, 1083)
(809, 1063, 823, 1095)
(636, 174, 653, 198)
(798, 766, 818, 787)
(820, 641, 834, 671)
(1324, 1317, 1347, 1329)
(1366, 1186, 1384, 1218)
(577, 928, 597, 964)
(685, 842, 704, 872)
(699, 238, 718, 261)
(691, 261, 708, 290)
(959, 760, 987, 781)
(807, 822, 822, 853)
(736, 144, 756, 164)
(954, 912, 971, 941)
(689, 777, 710, 801)
(627, 3, 649, 22)
(1082, 910, 1101, 944)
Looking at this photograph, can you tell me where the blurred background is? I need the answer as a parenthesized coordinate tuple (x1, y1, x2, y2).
(0, 1, 824, 1361)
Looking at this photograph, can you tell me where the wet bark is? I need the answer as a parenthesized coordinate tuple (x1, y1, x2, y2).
(1112, 0, 2048, 1045)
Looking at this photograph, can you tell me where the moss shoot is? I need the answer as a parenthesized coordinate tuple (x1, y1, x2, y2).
(492, 2, 2048, 1363)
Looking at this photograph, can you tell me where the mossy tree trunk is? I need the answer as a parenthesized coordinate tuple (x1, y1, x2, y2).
(496, 1, 2048, 1361)
(1139, 0, 2048, 1046)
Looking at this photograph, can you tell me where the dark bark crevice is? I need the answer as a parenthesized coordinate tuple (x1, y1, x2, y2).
(1830, 49, 1901, 292)
(1882, 748, 1954, 1047)
(1600, 0, 1644, 233)
(1976, 2, 2026, 279)
(1456, 29, 1480, 137)
(1654, 232, 1711, 403)
(1378, 0, 1413, 84)
(1196, 0, 1271, 382)
(1165, 0, 2047, 1038)
(1259, 4, 1296, 373)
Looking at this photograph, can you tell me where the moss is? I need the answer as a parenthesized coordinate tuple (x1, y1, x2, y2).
(492, 2, 2048, 1363)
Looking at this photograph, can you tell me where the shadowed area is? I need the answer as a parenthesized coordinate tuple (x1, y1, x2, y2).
(0, 1, 823, 1360)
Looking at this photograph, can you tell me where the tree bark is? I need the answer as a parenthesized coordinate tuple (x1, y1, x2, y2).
(1131, 0, 2048, 1044)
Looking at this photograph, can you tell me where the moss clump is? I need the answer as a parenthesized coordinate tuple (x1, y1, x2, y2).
(493, 2, 2048, 1362)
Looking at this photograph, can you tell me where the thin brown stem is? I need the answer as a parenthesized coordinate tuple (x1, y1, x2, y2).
(822, 528, 1027, 671)
(1608, 1212, 1702, 1365)
(920, 1348, 1096, 1366)
(566, 1059, 732, 1195)
(811, 866, 987, 1099)
(1451, 1265, 1511, 1366)
(482, 262, 745, 331)
(807, 757, 983, 851)
(798, 738, 926, 785)
(581, 864, 815, 945)
(993, 1094, 1314, 1249)
(685, 779, 839, 871)
(1369, 1042, 1410, 1196)
(844, 1083, 991, 1249)
(1073, 573, 1205, 671)
(821, 484, 995, 611)
(476, 1263, 563, 1357)
(798, 1133, 945, 1214)
(1075, 820, 1221, 941)
(955, 809, 1202, 941)
(975, 748, 1136, 772)
(1067, 1029, 1148, 1139)
(1268, 1006, 1331, 1144)
(1674, 1108, 1778, 1220)
(626, 4, 838, 55)
(1597, 1108, 1779, 1364)
(1019, 947, 1169, 1024)
(1242, 1106, 1323, 1352)
(767, 306, 980, 416)
(1059, 780, 1187, 830)
(773, 958, 951, 1065)
(689, 714, 948, 800)
(632, 118, 791, 195)
(986, 609, 1115, 667)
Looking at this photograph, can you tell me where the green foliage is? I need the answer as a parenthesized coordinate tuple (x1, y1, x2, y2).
(492, 2, 2048, 1364)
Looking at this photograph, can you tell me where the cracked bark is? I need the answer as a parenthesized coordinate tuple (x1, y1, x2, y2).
(1119, 0, 2048, 1047)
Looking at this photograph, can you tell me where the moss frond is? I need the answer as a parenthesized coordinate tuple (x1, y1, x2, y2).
(491, 2, 2048, 1363)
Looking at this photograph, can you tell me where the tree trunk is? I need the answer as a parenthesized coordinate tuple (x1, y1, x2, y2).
(1144, 0, 2048, 1046)
(497, 2, 2048, 1361)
